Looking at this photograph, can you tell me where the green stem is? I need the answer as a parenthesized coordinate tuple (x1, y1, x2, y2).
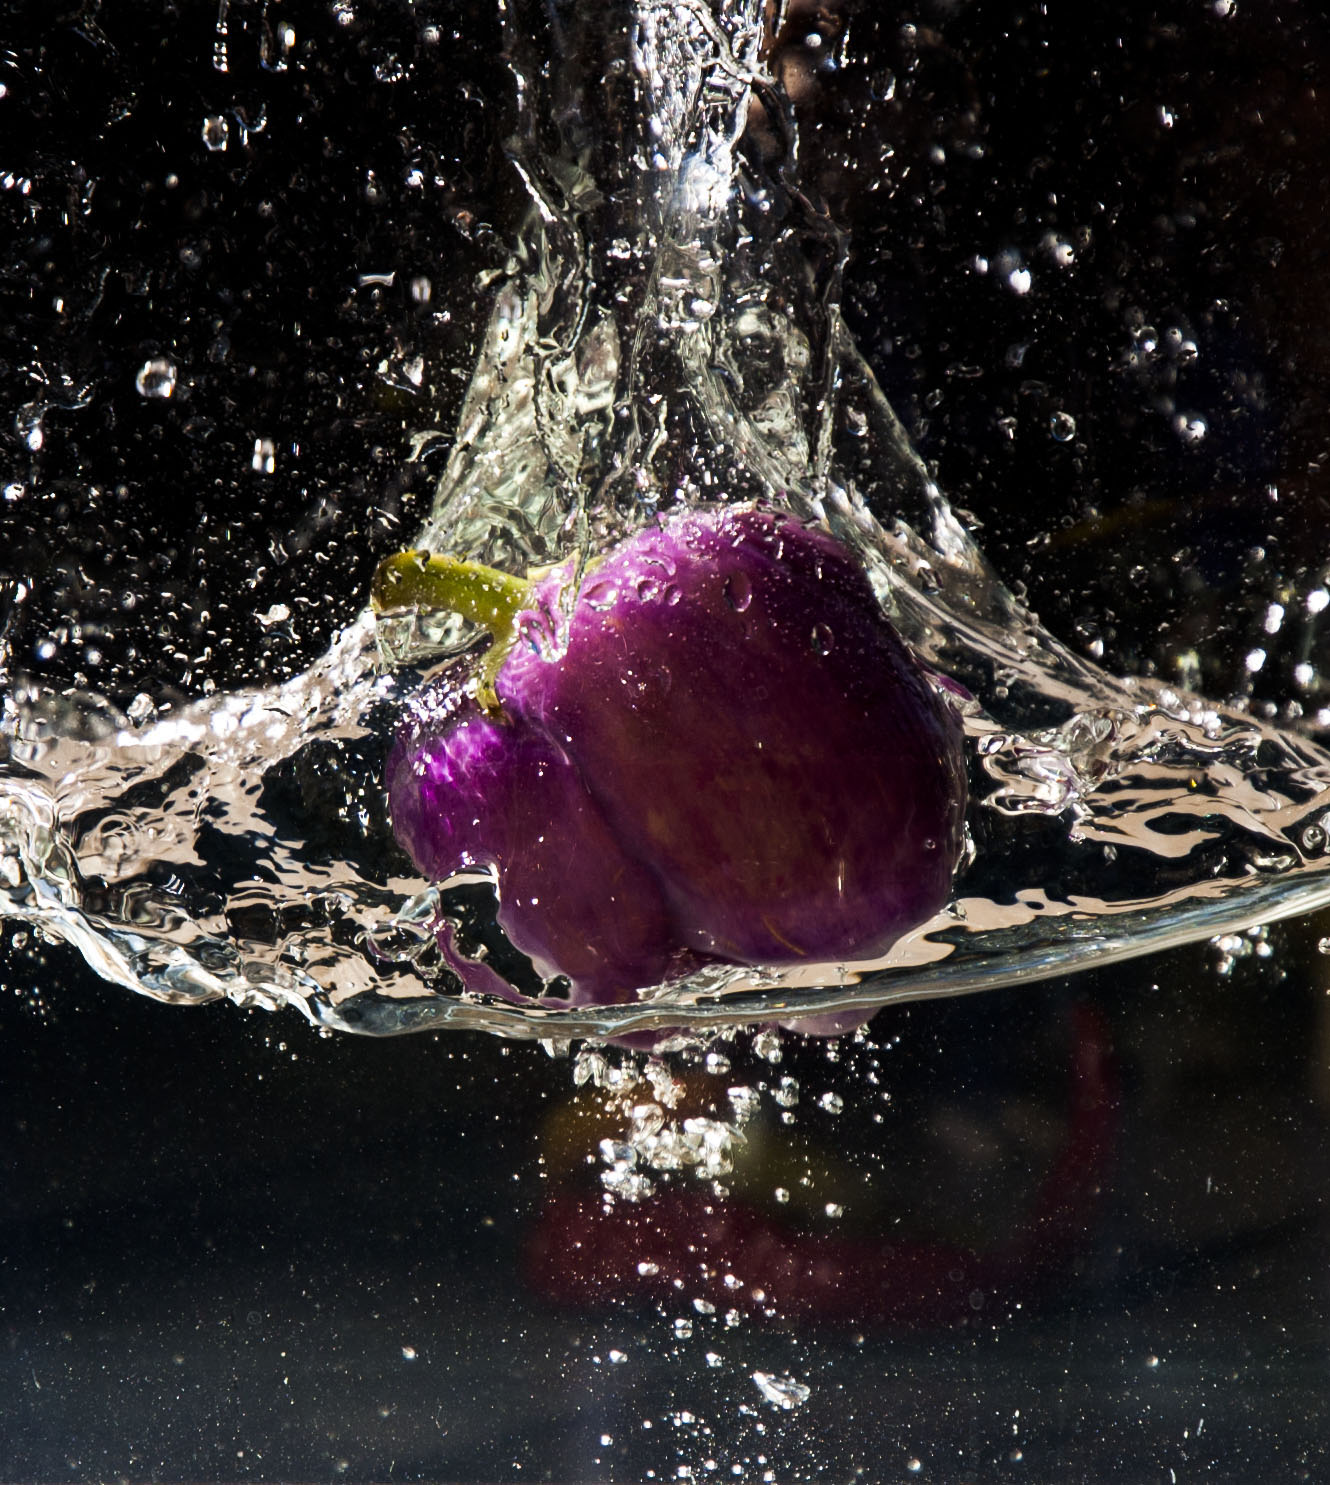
(371, 550, 533, 712)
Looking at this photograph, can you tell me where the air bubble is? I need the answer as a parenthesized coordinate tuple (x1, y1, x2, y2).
(1049, 411, 1076, 442)
(752, 1030, 781, 1062)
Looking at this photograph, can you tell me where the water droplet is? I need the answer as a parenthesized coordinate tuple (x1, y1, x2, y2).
(724, 572, 752, 612)
(201, 115, 229, 152)
(374, 53, 409, 84)
(1049, 410, 1076, 442)
(251, 437, 276, 475)
(824, 1201, 844, 1218)
(663, 583, 682, 606)
(773, 1076, 799, 1108)
(810, 622, 834, 655)
(817, 1091, 844, 1114)
(635, 575, 659, 601)
(135, 357, 177, 399)
(583, 580, 619, 611)
(752, 1371, 811, 1410)
(1174, 413, 1208, 444)
(410, 275, 432, 304)
(15, 406, 43, 452)
(673, 1317, 693, 1339)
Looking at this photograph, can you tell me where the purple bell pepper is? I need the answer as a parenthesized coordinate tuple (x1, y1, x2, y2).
(377, 506, 968, 1012)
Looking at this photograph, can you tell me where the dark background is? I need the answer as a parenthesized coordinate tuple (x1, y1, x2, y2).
(2, 1, 1329, 1479)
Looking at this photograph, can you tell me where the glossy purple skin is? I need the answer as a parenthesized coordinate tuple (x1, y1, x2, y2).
(387, 506, 968, 1007)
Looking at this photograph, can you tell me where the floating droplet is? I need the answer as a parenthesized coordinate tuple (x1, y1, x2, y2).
(1049, 410, 1077, 442)
(752, 1371, 811, 1411)
(135, 357, 177, 400)
(201, 115, 229, 152)
(810, 621, 835, 655)
(15, 405, 43, 452)
(251, 437, 276, 475)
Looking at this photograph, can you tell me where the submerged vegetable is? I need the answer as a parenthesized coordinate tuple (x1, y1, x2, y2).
(378, 506, 968, 1009)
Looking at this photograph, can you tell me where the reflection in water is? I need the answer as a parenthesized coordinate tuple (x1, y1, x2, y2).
(2, 0, 1330, 1046)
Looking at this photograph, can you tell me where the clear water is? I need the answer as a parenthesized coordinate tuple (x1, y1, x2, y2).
(4, 0, 1330, 1046)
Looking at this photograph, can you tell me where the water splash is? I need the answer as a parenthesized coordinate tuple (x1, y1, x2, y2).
(3, 0, 1330, 1044)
